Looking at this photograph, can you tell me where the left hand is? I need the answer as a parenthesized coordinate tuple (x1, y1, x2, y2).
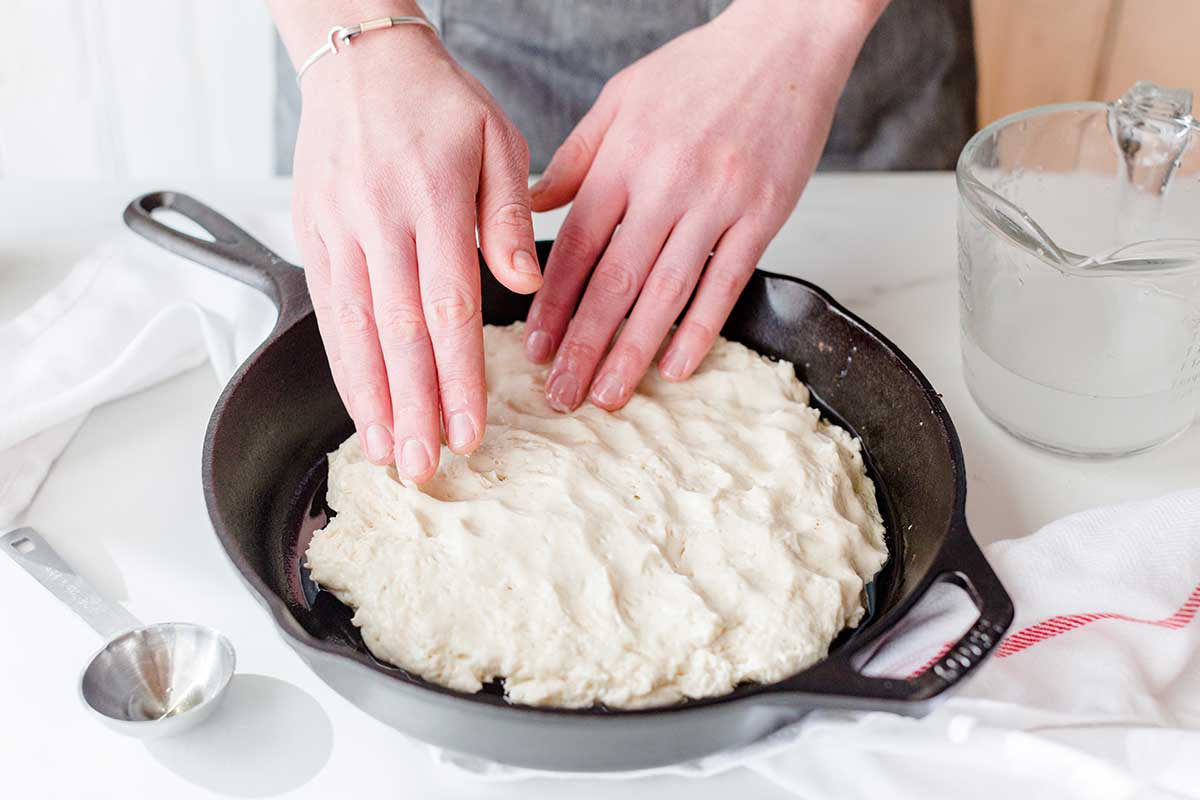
(524, 0, 885, 411)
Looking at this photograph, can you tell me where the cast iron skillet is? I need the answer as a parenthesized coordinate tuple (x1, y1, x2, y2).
(124, 191, 1013, 772)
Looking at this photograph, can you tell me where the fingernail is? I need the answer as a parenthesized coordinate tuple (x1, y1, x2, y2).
(365, 424, 393, 463)
(546, 371, 580, 412)
(590, 372, 626, 407)
(447, 412, 477, 452)
(660, 350, 690, 380)
(529, 174, 551, 197)
(399, 438, 433, 479)
(513, 249, 541, 276)
(525, 330, 553, 362)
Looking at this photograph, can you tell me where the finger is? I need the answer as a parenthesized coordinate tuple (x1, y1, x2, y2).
(326, 232, 395, 465)
(477, 116, 542, 295)
(528, 80, 620, 212)
(295, 220, 351, 413)
(659, 218, 767, 382)
(363, 233, 442, 484)
(589, 212, 723, 410)
(544, 203, 672, 412)
(416, 198, 487, 458)
(523, 177, 626, 365)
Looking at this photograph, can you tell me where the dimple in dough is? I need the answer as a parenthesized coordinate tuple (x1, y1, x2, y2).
(306, 322, 888, 709)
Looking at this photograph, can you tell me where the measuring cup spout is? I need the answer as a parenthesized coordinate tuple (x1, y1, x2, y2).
(957, 173, 1073, 269)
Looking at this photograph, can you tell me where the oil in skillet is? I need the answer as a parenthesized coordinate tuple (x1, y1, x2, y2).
(284, 446, 887, 704)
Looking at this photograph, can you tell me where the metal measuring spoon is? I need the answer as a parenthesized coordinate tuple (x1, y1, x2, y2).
(2, 527, 235, 738)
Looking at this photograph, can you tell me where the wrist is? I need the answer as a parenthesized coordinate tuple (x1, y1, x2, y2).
(268, 0, 429, 69)
(705, 0, 888, 94)
(718, 0, 888, 67)
(734, 0, 888, 35)
(302, 25, 445, 103)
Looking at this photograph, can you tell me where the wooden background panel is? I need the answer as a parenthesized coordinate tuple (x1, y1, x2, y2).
(972, 0, 1117, 125)
(974, 0, 1200, 127)
(1099, 0, 1200, 102)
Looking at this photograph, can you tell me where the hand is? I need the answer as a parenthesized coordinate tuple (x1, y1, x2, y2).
(524, 0, 884, 411)
(289, 22, 540, 482)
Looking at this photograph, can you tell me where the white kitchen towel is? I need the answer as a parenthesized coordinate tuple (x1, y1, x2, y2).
(0, 216, 293, 524)
(438, 488, 1200, 799)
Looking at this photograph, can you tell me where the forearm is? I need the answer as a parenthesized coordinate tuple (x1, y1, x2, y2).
(267, 0, 427, 68)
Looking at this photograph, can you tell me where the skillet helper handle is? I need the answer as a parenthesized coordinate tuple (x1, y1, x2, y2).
(877, 526, 1014, 701)
(773, 522, 1013, 707)
(1, 528, 143, 641)
(123, 191, 309, 316)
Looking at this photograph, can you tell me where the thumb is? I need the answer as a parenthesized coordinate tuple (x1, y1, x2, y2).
(529, 82, 620, 212)
(477, 116, 542, 295)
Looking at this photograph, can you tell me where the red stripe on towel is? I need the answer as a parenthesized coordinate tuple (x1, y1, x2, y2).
(994, 583, 1200, 658)
(904, 583, 1200, 678)
(906, 643, 953, 679)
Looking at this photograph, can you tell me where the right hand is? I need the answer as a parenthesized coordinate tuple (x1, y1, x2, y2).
(291, 26, 540, 482)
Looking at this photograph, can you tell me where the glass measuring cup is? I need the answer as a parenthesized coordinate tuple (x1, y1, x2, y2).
(957, 81, 1200, 457)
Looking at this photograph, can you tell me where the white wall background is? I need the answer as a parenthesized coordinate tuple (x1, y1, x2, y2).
(1, 1, 276, 179)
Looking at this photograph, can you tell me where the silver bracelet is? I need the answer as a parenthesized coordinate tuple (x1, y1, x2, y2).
(294, 15, 440, 86)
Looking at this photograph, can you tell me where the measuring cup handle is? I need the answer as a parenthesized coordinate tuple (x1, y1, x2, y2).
(1, 528, 142, 640)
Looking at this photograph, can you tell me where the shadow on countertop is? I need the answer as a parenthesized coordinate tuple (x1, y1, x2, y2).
(146, 673, 333, 797)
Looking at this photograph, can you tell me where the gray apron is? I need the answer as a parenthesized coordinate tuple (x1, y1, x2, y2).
(274, 0, 976, 174)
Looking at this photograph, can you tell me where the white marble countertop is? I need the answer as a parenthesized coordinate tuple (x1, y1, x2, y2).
(2, 175, 1197, 799)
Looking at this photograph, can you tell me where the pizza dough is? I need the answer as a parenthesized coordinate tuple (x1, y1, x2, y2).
(306, 322, 887, 709)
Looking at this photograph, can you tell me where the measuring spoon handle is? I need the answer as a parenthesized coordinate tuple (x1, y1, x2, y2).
(1, 528, 143, 640)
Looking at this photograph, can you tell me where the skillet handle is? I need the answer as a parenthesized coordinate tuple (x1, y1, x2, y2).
(123, 191, 309, 319)
(766, 520, 1014, 709)
(886, 525, 1014, 698)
